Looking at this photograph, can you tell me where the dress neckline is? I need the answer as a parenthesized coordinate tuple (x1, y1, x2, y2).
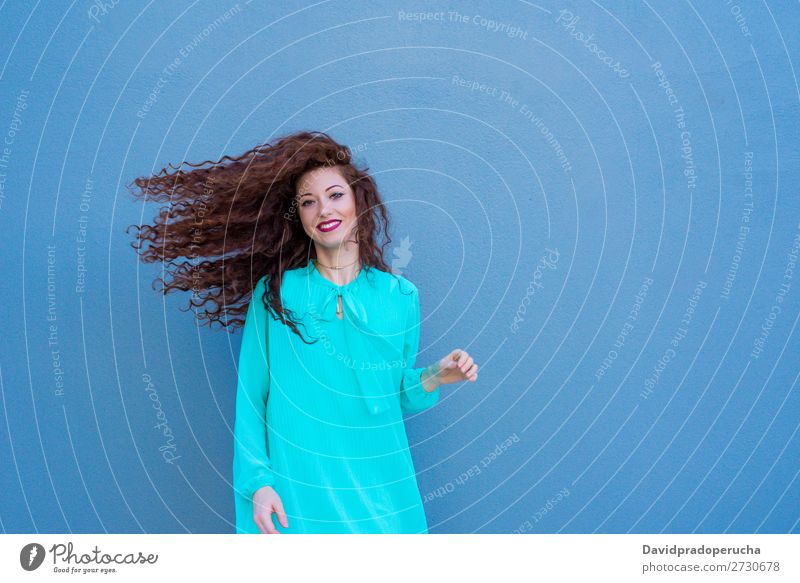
(307, 259, 368, 291)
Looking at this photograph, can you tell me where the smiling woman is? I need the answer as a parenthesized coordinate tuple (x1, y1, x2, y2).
(126, 130, 478, 534)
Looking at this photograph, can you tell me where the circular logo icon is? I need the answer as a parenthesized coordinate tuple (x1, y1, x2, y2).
(20, 543, 46, 571)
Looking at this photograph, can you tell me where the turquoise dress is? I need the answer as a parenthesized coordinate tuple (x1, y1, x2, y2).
(232, 261, 440, 534)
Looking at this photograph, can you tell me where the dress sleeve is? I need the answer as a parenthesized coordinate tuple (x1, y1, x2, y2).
(399, 285, 440, 413)
(232, 275, 276, 500)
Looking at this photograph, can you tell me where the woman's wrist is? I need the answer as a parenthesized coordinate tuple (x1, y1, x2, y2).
(420, 365, 440, 393)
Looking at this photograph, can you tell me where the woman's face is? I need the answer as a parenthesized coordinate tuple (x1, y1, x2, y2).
(295, 166, 358, 251)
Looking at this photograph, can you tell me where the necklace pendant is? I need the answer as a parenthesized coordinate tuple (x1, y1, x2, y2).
(336, 294, 343, 319)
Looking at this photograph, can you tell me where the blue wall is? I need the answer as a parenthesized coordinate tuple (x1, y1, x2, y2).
(0, 0, 798, 533)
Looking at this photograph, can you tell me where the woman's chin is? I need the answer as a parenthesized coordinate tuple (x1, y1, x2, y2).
(312, 228, 355, 249)
(312, 236, 344, 250)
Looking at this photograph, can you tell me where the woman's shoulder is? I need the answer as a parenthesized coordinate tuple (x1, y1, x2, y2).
(365, 266, 418, 296)
(254, 267, 303, 289)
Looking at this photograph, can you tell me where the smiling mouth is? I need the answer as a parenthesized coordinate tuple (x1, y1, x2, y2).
(317, 219, 342, 232)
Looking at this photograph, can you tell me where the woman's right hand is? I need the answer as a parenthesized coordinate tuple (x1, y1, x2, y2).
(252, 486, 289, 534)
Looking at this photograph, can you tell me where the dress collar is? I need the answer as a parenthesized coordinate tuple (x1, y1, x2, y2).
(303, 260, 372, 328)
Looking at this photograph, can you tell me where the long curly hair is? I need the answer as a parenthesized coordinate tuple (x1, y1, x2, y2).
(126, 130, 399, 344)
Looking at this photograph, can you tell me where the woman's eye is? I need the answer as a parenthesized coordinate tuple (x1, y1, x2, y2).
(300, 192, 341, 207)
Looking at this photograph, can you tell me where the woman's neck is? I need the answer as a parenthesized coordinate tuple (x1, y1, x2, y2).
(313, 246, 361, 286)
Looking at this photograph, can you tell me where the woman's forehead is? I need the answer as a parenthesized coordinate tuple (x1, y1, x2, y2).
(297, 167, 346, 191)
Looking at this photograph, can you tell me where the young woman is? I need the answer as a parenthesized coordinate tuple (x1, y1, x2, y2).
(128, 131, 478, 534)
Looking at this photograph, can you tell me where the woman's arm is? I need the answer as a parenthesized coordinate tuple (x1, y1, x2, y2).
(399, 285, 441, 413)
(232, 275, 276, 499)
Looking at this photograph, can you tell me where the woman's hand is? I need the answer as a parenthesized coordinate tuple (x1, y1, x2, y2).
(253, 485, 288, 534)
(423, 349, 478, 389)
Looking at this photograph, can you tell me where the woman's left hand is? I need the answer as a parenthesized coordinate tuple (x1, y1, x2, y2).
(434, 349, 478, 385)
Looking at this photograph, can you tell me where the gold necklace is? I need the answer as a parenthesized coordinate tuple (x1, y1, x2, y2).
(313, 257, 359, 270)
(313, 258, 362, 319)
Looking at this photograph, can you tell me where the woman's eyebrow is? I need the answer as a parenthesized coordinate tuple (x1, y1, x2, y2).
(299, 184, 344, 198)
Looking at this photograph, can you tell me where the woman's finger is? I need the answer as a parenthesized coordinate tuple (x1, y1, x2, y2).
(254, 515, 268, 534)
(465, 363, 478, 377)
(460, 356, 473, 374)
(274, 498, 289, 528)
(263, 510, 280, 534)
(457, 350, 468, 368)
